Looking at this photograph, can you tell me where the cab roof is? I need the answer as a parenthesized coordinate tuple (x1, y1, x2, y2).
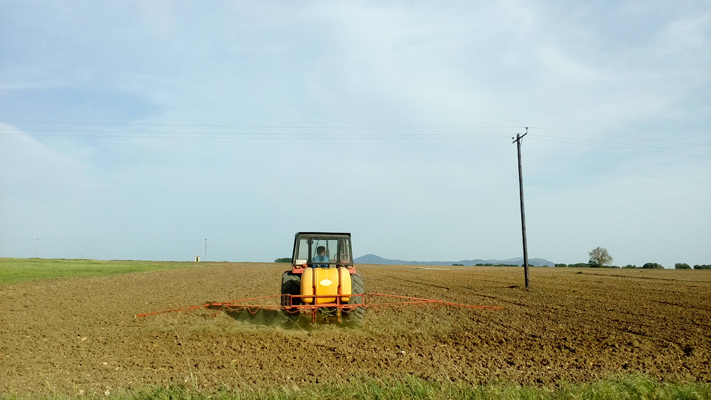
(295, 232, 351, 237)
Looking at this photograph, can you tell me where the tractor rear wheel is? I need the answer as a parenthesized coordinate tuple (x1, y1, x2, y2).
(342, 272, 365, 327)
(281, 271, 301, 320)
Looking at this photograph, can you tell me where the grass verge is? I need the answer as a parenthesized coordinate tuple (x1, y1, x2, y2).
(117, 375, 711, 400)
(3, 374, 708, 400)
(0, 258, 200, 284)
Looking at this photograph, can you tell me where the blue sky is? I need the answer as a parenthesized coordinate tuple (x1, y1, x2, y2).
(1, 1, 709, 267)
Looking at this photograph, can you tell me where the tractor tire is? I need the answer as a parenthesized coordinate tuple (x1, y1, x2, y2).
(342, 272, 365, 327)
(281, 271, 301, 320)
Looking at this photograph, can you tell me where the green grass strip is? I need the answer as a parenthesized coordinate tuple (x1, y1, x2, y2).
(3, 374, 706, 400)
(126, 375, 711, 400)
(0, 258, 199, 284)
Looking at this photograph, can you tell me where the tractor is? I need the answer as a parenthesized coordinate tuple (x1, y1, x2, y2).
(280, 232, 365, 325)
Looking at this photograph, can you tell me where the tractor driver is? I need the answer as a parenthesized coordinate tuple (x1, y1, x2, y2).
(313, 246, 330, 267)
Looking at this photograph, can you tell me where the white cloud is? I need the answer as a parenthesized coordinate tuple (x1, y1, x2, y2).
(0, 1, 709, 264)
(659, 11, 711, 52)
(535, 46, 602, 83)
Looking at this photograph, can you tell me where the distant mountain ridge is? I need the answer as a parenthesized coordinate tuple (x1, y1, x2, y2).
(354, 254, 555, 267)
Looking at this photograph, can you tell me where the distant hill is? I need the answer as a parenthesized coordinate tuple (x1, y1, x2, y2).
(354, 254, 555, 267)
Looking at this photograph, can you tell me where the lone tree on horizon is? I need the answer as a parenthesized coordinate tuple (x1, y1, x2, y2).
(589, 247, 613, 268)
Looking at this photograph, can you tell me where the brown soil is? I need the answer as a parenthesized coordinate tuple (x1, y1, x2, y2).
(1, 264, 710, 397)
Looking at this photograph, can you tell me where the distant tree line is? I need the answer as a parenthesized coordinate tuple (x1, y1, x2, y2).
(551, 247, 710, 270)
(555, 262, 622, 268)
(473, 263, 519, 267)
(556, 261, 711, 269)
(555, 247, 621, 268)
(274, 257, 291, 263)
(555, 262, 600, 268)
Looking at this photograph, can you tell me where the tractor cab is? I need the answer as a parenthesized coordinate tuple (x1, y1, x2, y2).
(291, 232, 354, 271)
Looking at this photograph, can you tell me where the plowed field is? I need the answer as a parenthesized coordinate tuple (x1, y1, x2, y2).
(1, 263, 710, 397)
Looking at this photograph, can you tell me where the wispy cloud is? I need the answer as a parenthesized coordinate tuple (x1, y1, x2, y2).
(0, 1, 709, 266)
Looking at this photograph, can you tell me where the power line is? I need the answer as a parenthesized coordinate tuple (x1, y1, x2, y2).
(530, 126, 711, 147)
(1, 122, 708, 156)
(0, 125, 518, 140)
(5, 121, 706, 146)
(0, 132, 510, 140)
(0, 133, 510, 140)
(532, 134, 705, 151)
(1, 121, 523, 130)
(0, 128, 514, 135)
(528, 136, 710, 158)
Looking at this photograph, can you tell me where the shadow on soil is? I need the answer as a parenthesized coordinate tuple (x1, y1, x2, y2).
(217, 307, 360, 331)
(221, 308, 285, 325)
(220, 308, 325, 330)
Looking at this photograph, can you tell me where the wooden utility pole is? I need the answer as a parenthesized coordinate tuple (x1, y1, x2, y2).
(513, 128, 530, 288)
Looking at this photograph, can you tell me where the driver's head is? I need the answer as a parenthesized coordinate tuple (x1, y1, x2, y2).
(317, 246, 326, 255)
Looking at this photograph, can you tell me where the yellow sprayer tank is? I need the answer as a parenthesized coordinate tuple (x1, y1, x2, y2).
(301, 267, 352, 304)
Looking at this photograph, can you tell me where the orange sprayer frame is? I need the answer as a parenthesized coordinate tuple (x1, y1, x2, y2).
(135, 293, 503, 322)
